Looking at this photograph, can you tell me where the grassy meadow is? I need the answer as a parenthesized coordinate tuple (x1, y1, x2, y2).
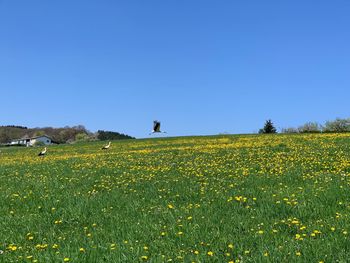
(1, 134, 350, 262)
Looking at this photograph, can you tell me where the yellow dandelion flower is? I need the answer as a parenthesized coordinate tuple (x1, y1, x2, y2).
(10, 245, 17, 251)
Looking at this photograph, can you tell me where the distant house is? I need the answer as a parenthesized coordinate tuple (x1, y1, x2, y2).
(10, 135, 54, 147)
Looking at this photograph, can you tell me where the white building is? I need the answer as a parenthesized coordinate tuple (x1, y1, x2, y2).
(10, 135, 53, 147)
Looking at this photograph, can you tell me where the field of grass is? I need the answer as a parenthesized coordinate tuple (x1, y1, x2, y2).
(1, 133, 350, 262)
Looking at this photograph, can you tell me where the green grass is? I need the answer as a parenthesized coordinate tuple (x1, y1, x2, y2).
(1, 133, 350, 262)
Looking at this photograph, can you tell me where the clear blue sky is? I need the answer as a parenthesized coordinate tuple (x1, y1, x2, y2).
(1, 1, 349, 138)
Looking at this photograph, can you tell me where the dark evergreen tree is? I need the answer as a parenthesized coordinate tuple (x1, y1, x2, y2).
(259, 119, 277, 134)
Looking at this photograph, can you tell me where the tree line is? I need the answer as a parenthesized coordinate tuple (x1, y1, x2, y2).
(259, 118, 350, 134)
(97, 130, 134, 141)
(0, 125, 135, 144)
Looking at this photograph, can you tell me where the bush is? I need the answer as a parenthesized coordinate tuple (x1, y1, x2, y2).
(323, 118, 350, 133)
(298, 122, 321, 133)
(281, 127, 299, 134)
(33, 141, 45, 147)
(75, 133, 90, 142)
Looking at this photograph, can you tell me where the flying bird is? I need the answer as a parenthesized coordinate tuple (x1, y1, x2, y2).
(38, 147, 47, 156)
(102, 141, 111, 150)
(150, 120, 167, 135)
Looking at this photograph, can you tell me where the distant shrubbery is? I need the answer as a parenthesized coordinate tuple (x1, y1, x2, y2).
(281, 118, 350, 134)
(280, 127, 298, 134)
(259, 118, 350, 134)
(323, 118, 350, 133)
(33, 141, 46, 147)
(75, 133, 93, 143)
(297, 122, 322, 133)
(97, 130, 135, 141)
(0, 125, 28, 129)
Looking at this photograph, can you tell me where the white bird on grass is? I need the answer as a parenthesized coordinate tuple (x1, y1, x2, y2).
(102, 141, 111, 150)
(38, 147, 47, 156)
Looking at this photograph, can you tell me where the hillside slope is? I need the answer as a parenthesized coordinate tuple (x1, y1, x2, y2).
(1, 134, 350, 262)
